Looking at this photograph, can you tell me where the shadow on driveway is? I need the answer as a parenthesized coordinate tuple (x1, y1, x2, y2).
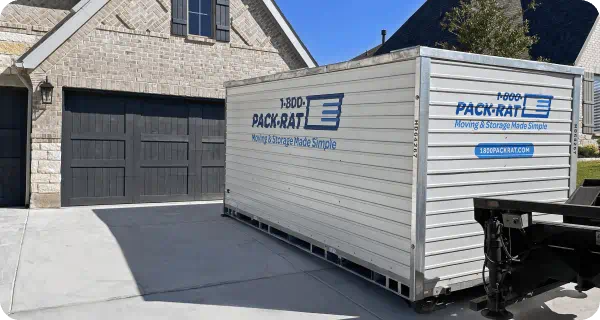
(82, 203, 598, 319)
(91, 203, 379, 318)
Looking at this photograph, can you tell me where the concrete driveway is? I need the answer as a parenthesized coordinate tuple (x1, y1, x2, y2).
(0, 202, 598, 319)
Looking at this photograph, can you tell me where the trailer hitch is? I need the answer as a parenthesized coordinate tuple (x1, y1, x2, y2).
(471, 180, 600, 319)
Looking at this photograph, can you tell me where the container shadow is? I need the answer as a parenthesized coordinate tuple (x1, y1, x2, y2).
(92, 203, 375, 318)
(92, 203, 599, 319)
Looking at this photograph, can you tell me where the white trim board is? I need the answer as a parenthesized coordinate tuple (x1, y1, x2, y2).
(261, 0, 317, 68)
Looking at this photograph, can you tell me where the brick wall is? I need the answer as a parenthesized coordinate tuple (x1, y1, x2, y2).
(0, 31, 40, 86)
(0, 1, 76, 34)
(0, 1, 60, 87)
(26, 0, 308, 207)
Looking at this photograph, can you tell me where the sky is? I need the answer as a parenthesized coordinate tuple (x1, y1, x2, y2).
(276, 0, 426, 66)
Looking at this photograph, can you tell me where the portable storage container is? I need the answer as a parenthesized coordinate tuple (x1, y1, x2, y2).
(223, 47, 584, 303)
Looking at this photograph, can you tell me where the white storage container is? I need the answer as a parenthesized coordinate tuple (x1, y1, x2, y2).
(223, 46, 583, 302)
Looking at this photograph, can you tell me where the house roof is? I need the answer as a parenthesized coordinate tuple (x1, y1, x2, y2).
(16, 0, 317, 70)
(375, 0, 599, 65)
(351, 44, 382, 61)
(525, 0, 598, 65)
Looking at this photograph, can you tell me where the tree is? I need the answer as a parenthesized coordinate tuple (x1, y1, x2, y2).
(438, 0, 542, 60)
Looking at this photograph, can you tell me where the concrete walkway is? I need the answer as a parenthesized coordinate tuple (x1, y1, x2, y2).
(1, 202, 598, 319)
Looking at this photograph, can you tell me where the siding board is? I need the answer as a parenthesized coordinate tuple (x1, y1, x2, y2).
(424, 59, 575, 290)
(225, 59, 417, 284)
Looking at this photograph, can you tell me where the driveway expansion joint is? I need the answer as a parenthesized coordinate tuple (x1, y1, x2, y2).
(9, 269, 316, 315)
(8, 208, 30, 315)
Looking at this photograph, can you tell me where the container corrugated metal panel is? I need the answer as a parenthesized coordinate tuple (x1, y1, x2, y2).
(224, 47, 584, 302)
(423, 58, 576, 294)
(225, 58, 418, 283)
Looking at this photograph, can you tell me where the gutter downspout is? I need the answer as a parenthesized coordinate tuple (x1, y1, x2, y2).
(13, 64, 33, 207)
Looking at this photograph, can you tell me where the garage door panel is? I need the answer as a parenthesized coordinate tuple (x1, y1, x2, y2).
(0, 87, 26, 207)
(71, 167, 126, 198)
(137, 103, 195, 202)
(72, 140, 126, 160)
(200, 167, 225, 200)
(0, 130, 22, 158)
(63, 91, 224, 206)
(141, 141, 189, 161)
(140, 167, 189, 196)
(198, 106, 225, 199)
(0, 159, 23, 205)
(70, 98, 126, 134)
(141, 103, 189, 135)
(63, 92, 133, 206)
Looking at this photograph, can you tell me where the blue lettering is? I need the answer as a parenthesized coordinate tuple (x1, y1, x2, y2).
(265, 114, 272, 128)
(504, 105, 513, 117)
(295, 113, 304, 129)
(252, 114, 259, 127)
(257, 114, 264, 128)
(513, 105, 522, 117)
(475, 103, 484, 116)
(456, 102, 467, 115)
(465, 103, 475, 116)
(280, 113, 288, 129)
(271, 114, 278, 128)
(484, 104, 493, 116)
(288, 113, 296, 129)
(497, 104, 505, 117)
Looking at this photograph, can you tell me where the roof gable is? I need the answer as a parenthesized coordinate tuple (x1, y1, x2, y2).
(16, 0, 316, 70)
(17, 0, 109, 69)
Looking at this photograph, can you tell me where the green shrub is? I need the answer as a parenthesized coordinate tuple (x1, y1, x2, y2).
(579, 145, 599, 158)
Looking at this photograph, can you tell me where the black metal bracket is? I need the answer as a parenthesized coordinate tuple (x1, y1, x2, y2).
(472, 180, 600, 319)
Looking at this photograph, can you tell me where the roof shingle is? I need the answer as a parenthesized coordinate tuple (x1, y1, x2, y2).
(375, 0, 599, 65)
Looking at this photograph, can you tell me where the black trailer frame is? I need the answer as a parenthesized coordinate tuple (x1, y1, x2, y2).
(471, 179, 600, 319)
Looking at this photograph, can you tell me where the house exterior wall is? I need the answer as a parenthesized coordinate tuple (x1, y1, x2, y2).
(0, 1, 74, 87)
(577, 17, 600, 139)
(25, 0, 308, 208)
(0, 31, 39, 86)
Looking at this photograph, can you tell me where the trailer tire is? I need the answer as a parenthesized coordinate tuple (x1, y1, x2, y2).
(412, 298, 438, 314)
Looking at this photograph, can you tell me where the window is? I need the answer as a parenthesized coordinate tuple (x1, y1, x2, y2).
(172, 0, 228, 41)
(189, 0, 213, 37)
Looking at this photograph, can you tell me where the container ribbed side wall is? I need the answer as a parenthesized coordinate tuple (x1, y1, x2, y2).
(423, 59, 575, 294)
(225, 59, 418, 282)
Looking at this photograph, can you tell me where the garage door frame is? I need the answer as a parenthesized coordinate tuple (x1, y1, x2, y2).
(61, 89, 225, 207)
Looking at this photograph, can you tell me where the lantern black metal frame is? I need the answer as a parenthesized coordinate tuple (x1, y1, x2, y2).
(39, 76, 54, 104)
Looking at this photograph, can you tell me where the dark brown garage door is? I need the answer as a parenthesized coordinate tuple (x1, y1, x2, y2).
(61, 90, 225, 206)
(0, 87, 27, 207)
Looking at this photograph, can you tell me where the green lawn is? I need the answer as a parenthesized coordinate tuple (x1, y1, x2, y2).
(577, 161, 600, 186)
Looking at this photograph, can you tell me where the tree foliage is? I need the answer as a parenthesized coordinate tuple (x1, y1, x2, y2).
(438, 0, 542, 60)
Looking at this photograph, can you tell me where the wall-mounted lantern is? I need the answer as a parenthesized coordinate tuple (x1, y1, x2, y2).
(39, 76, 54, 104)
